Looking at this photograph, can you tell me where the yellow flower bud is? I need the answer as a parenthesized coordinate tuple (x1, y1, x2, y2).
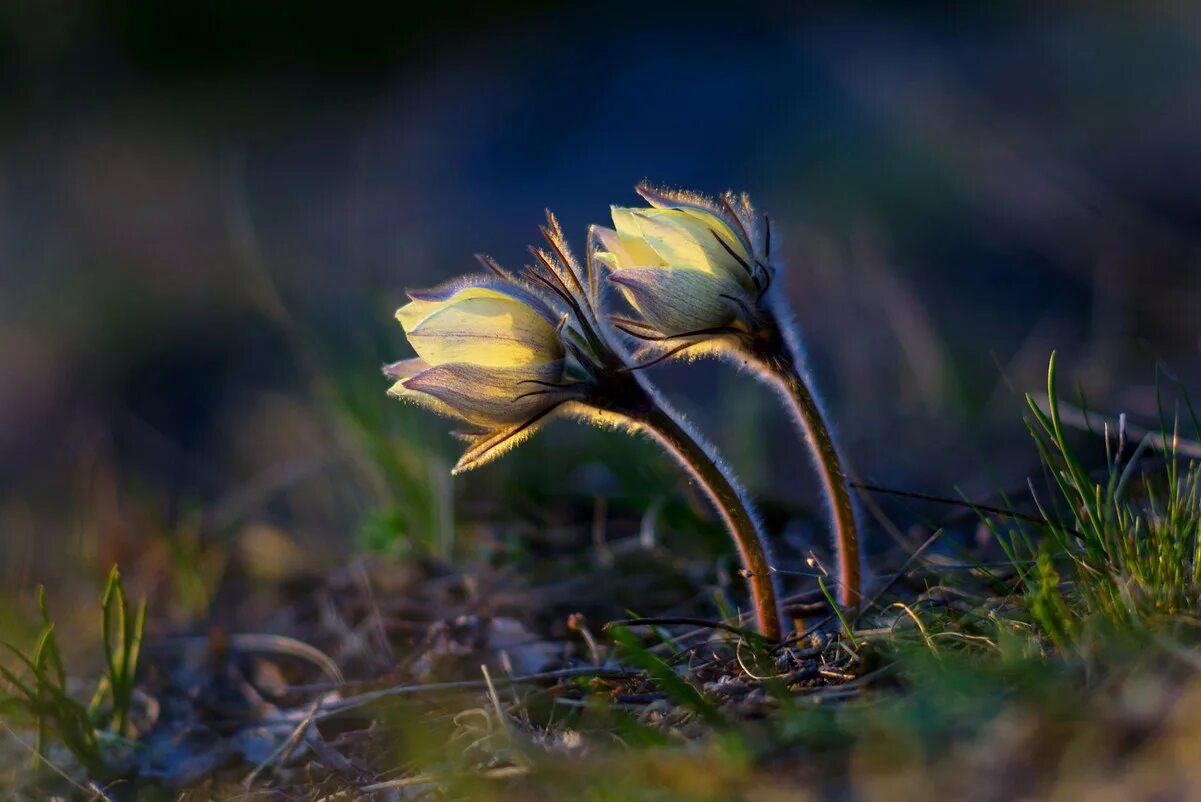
(595, 185, 769, 341)
(386, 278, 573, 433)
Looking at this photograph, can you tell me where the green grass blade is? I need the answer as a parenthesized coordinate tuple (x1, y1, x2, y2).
(608, 625, 722, 726)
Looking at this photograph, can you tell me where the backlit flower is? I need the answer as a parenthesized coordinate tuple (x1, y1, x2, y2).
(595, 184, 773, 347)
(383, 213, 784, 636)
(385, 277, 582, 470)
(595, 183, 862, 610)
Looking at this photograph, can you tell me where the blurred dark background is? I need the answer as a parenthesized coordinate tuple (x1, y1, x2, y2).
(2, 2, 1199, 627)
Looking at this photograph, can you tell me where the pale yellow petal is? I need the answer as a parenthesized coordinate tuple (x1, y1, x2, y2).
(634, 185, 753, 258)
(407, 295, 562, 368)
(395, 297, 443, 332)
(609, 207, 669, 267)
(396, 286, 533, 333)
(591, 226, 626, 267)
(627, 209, 754, 290)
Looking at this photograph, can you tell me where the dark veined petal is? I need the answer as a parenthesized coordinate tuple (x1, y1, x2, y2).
(400, 360, 575, 429)
(607, 267, 749, 337)
(385, 357, 463, 419)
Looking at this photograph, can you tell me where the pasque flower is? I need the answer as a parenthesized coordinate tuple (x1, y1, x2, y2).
(596, 184, 863, 611)
(385, 279, 583, 469)
(386, 214, 785, 638)
(595, 185, 770, 357)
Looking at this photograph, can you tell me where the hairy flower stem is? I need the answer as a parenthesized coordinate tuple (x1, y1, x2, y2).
(586, 374, 783, 640)
(747, 312, 861, 612)
(638, 405, 784, 639)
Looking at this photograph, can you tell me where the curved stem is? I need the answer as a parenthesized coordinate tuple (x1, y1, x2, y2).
(749, 319, 861, 611)
(623, 400, 784, 640)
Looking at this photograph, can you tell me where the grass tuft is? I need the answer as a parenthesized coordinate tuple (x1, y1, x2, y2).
(0, 565, 146, 780)
(998, 353, 1201, 649)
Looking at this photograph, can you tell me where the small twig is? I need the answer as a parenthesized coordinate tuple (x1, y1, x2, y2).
(733, 638, 789, 682)
(480, 664, 513, 743)
(315, 666, 642, 720)
(852, 482, 1083, 539)
(242, 700, 322, 787)
(853, 528, 946, 626)
(0, 721, 93, 797)
(352, 559, 395, 666)
(852, 475, 920, 550)
(87, 782, 119, 802)
(144, 633, 344, 684)
(361, 766, 530, 792)
(649, 589, 827, 654)
(818, 668, 857, 682)
(360, 773, 437, 791)
(774, 615, 838, 652)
